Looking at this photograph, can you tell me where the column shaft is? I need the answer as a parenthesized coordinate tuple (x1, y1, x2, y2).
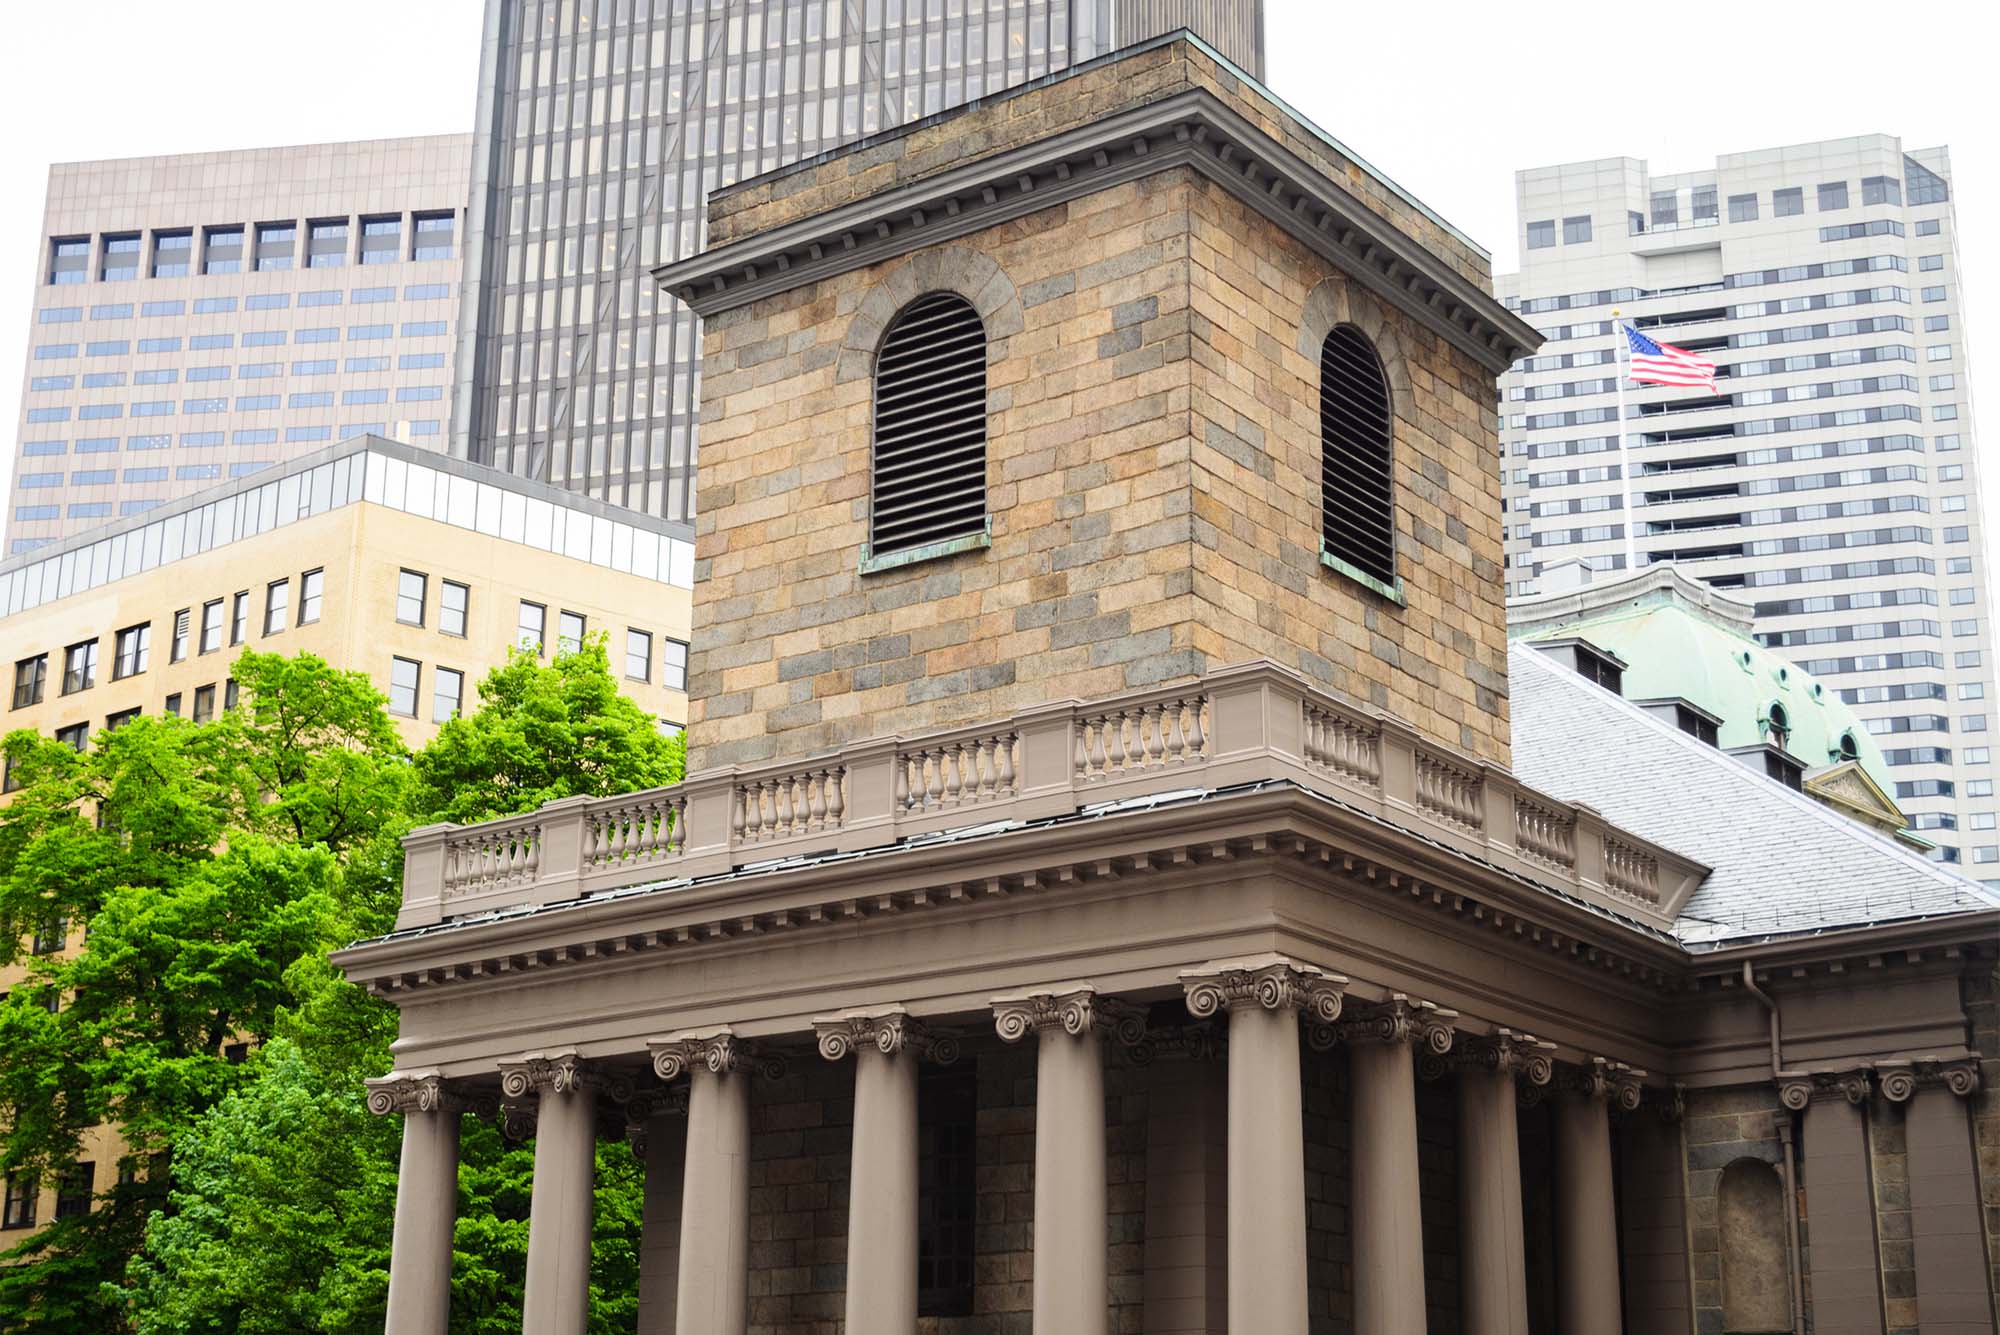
(384, 1107, 461, 1335)
(1226, 1003, 1309, 1335)
(1554, 1094, 1622, 1335)
(1458, 1067, 1528, 1335)
(636, 1115, 686, 1335)
(674, 1067, 751, 1335)
(1352, 1040, 1427, 1335)
(1905, 1087, 1991, 1334)
(520, 1085, 598, 1335)
(845, 1046, 919, 1333)
(1034, 1023, 1108, 1335)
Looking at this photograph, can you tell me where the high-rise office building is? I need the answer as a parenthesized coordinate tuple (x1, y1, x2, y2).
(451, 0, 1264, 522)
(7, 136, 472, 555)
(1495, 136, 1995, 875)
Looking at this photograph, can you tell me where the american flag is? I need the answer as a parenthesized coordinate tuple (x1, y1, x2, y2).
(1621, 322, 1718, 393)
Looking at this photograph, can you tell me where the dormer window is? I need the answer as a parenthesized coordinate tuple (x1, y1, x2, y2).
(1837, 730, 1860, 762)
(869, 292, 988, 563)
(1767, 702, 1791, 752)
(1764, 750, 1804, 791)
(1573, 646, 1623, 695)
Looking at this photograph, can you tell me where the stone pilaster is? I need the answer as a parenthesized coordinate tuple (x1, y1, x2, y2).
(1181, 955, 1347, 1335)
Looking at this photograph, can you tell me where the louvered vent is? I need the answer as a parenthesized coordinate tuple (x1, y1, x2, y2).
(1319, 324, 1396, 588)
(872, 293, 988, 556)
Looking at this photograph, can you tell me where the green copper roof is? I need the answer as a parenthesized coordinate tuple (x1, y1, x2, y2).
(1512, 572, 1896, 796)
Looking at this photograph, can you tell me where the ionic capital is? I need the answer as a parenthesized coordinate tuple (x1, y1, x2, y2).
(1776, 1071, 1871, 1111)
(1311, 992, 1457, 1055)
(1179, 954, 1347, 1023)
(364, 1069, 473, 1117)
(649, 1027, 787, 1083)
(1876, 1056, 1980, 1102)
(1560, 1055, 1647, 1111)
(815, 1005, 960, 1065)
(497, 1049, 632, 1103)
(1440, 1027, 1556, 1084)
(623, 1085, 691, 1152)
(991, 983, 1148, 1046)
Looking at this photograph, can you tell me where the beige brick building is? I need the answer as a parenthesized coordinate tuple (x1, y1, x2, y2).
(338, 36, 1999, 1335)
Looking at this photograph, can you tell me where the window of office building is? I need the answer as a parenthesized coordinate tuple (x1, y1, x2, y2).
(3, 1176, 37, 1230)
(558, 611, 586, 655)
(518, 601, 546, 653)
(198, 599, 223, 654)
(55, 722, 88, 752)
(433, 666, 464, 723)
(12, 654, 48, 709)
(663, 638, 689, 692)
(264, 580, 289, 636)
(201, 226, 243, 275)
(1691, 186, 1717, 222)
(191, 684, 215, 723)
(231, 591, 250, 645)
(1563, 215, 1592, 244)
(1526, 219, 1555, 250)
(413, 211, 455, 260)
(152, 229, 192, 277)
(101, 234, 140, 282)
(61, 640, 97, 695)
(299, 569, 324, 625)
(1861, 175, 1902, 206)
(397, 570, 427, 626)
(625, 629, 652, 681)
(1818, 181, 1848, 211)
(307, 219, 348, 268)
(439, 580, 468, 637)
(389, 657, 420, 717)
(1650, 191, 1677, 227)
(1728, 193, 1758, 223)
(360, 216, 402, 265)
(49, 236, 89, 285)
(1774, 187, 1804, 217)
(112, 623, 150, 680)
(254, 222, 296, 272)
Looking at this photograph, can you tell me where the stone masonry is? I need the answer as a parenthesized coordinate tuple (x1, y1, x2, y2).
(684, 45, 1511, 771)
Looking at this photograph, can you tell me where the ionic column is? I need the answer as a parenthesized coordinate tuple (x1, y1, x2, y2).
(1324, 995, 1457, 1335)
(1555, 1058, 1641, 1335)
(815, 1007, 957, 1334)
(652, 1029, 773, 1335)
(1881, 1059, 1988, 1335)
(367, 1071, 467, 1335)
(1181, 954, 1348, 1335)
(627, 1088, 690, 1335)
(991, 984, 1145, 1335)
(499, 1051, 614, 1335)
(1454, 1031, 1553, 1335)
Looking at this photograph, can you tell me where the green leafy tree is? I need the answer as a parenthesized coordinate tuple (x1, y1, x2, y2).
(412, 637, 683, 825)
(97, 641, 682, 1335)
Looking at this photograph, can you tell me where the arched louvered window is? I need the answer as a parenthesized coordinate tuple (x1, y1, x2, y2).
(871, 292, 988, 558)
(1318, 324, 1396, 592)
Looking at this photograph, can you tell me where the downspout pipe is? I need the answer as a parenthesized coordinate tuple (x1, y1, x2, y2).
(1743, 959, 1808, 1335)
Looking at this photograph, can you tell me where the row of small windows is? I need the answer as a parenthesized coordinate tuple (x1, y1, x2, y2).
(504, 597, 689, 688)
(863, 292, 1401, 598)
(28, 355, 447, 397)
(47, 214, 456, 285)
(1509, 256, 1908, 317)
(1523, 165, 1946, 249)
(33, 325, 449, 360)
(24, 387, 446, 423)
(37, 285, 452, 324)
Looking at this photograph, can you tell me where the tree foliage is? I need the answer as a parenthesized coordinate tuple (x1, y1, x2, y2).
(0, 642, 682, 1333)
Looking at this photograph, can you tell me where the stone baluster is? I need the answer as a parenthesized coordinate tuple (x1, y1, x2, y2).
(367, 1071, 470, 1335)
(1181, 955, 1348, 1335)
(814, 1006, 959, 1333)
(991, 983, 1148, 1335)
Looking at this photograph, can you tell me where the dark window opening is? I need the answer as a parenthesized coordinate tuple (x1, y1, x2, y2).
(871, 292, 988, 557)
(1319, 324, 1396, 591)
(917, 1061, 977, 1317)
(1675, 705, 1720, 747)
(54, 1163, 92, 1220)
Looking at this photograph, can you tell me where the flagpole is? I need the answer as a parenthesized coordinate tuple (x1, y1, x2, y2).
(1612, 309, 1638, 574)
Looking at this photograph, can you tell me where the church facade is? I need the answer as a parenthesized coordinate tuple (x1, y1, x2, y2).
(336, 36, 2000, 1335)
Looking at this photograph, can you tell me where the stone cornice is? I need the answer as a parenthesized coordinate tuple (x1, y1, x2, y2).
(649, 1026, 788, 1083)
(651, 88, 1539, 374)
(989, 983, 1149, 1046)
(813, 1004, 960, 1064)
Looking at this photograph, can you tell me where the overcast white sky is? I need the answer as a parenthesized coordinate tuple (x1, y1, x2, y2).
(0, 0, 1990, 531)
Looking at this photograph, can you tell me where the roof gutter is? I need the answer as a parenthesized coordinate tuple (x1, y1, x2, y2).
(1741, 960, 1807, 1335)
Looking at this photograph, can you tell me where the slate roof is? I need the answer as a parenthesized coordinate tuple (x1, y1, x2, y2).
(1509, 641, 2000, 948)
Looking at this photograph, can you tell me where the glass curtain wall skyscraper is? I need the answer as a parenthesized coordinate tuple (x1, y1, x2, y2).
(451, 0, 1264, 522)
